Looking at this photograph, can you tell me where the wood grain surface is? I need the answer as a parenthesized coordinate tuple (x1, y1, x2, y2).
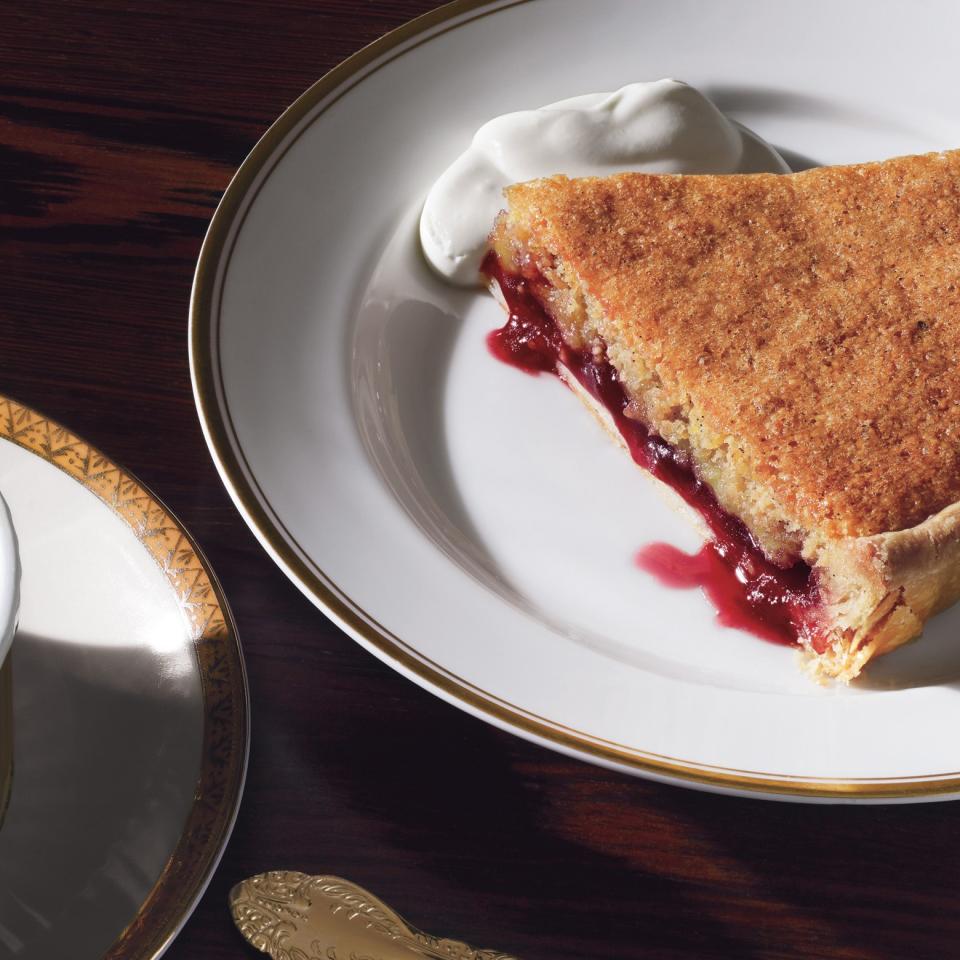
(3, 3, 959, 959)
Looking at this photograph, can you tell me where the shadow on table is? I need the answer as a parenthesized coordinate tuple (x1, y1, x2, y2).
(284, 681, 768, 960)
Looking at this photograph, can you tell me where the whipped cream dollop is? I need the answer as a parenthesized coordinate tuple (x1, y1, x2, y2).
(420, 79, 789, 286)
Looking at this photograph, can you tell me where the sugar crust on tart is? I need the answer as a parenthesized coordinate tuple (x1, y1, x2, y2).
(487, 152, 960, 680)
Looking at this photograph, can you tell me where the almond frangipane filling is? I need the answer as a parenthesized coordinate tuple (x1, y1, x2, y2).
(488, 154, 960, 680)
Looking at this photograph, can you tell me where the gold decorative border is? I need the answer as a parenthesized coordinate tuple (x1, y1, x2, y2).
(0, 395, 249, 958)
(190, 0, 960, 801)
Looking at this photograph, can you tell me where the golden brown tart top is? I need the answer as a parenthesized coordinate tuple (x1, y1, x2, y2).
(507, 152, 960, 541)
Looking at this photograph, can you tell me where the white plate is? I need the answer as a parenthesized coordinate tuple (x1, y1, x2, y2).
(191, 0, 960, 802)
(0, 396, 248, 956)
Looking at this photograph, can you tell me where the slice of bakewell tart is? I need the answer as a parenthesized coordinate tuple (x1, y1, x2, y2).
(482, 152, 960, 681)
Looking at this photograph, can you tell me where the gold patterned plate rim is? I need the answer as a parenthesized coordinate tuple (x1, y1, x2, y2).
(0, 394, 249, 959)
(189, 0, 960, 802)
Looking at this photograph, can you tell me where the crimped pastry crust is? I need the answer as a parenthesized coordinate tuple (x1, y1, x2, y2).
(490, 152, 960, 679)
(814, 503, 960, 680)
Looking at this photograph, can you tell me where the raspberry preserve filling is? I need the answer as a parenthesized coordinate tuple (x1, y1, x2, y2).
(482, 251, 823, 649)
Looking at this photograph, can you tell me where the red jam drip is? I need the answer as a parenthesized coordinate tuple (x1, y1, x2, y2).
(482, 251, 821, 647)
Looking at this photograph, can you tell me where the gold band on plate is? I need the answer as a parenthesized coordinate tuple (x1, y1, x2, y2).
(0, 395, 249, 958)
(190, 0, 959, 801)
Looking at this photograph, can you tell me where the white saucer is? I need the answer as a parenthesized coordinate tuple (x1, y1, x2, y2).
(0, 396, 248, 956)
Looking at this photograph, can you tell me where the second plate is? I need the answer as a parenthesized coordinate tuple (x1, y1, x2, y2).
(191, 0, 960, 801)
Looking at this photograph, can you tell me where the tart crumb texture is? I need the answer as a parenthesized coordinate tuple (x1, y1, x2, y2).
(491, 152, 960, 680)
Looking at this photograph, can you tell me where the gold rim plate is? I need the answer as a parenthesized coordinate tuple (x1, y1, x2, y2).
(0, 395, 248, 958)
(189, 0, 960, 801)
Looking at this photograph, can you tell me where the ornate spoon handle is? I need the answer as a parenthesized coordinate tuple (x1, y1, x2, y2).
(230, 870, 520, 960)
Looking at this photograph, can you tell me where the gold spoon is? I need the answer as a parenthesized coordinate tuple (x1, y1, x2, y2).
(229, 870, 520, 960)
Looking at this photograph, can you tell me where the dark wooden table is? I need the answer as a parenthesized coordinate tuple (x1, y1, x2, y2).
(4, 3, 960, 958)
